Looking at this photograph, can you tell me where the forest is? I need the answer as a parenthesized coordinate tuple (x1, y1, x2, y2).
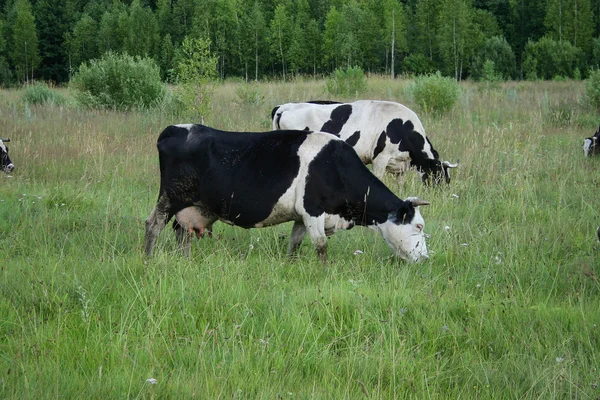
(2, 0, 600, 85)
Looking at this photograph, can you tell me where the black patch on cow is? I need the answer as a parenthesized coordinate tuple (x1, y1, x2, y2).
(385, 118, 444, 183)
(345, 131, 360, 146)
(0, 142, 12, 172)
(304, 127, 310, 131)
(303, 139, 406, 226)
(320, 104, 352, 137)
(585, 124, 600, 156)
(271, 106, 282, 129)
(373, 131, 386, 159)
(308, 100, 343, 105)
(156, 125, 307, 228)
(393, 201, 416, 225)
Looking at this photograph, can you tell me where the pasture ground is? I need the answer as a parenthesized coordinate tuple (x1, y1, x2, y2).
(1, 77, 599, 398)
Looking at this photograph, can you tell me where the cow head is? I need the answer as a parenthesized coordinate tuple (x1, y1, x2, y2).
(584, 126, 600, 157)
(375, 198, 430, 262)
(420, 159, 458, 185)
(0, 139, 14, 173)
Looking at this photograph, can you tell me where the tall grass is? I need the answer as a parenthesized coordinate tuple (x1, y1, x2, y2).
(1, 77, 599, 398)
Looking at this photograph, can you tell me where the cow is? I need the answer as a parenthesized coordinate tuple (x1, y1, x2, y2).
(144, 124, 431, 263)
(271, 100, 457, 185)
(0, 138, 14, 173)
(583, 125, 600, 157)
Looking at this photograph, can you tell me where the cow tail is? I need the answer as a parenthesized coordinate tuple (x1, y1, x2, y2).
(271, 106, 282, 130)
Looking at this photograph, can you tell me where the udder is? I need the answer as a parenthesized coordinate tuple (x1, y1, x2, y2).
(175, 207, 214, 238)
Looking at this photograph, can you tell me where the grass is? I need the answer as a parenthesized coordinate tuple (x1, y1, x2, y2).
(1, 76, 600, 398)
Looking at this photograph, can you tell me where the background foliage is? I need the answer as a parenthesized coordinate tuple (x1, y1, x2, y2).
(2, 0, 600, 85)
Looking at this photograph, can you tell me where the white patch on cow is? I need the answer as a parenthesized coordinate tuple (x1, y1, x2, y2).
(371, 206, 428, 262)
(0, 140, 6, 153)
(254, 132, 341, 229)
(584, 138, 592, 157)
(175, 124, 194, 130)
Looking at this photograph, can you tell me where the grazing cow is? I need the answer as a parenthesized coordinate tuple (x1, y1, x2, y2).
(145, 124, 430, 263)
(271, 100, 457, 185)
(583, 125, 600, 157)
(0, 138, 14, 173)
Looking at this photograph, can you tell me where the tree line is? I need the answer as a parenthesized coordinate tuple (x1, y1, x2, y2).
(2, 0, 600, 85)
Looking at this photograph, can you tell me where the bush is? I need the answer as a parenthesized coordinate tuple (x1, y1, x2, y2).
(411, 71, 460, 113)
(236, 81, 265, 106)
(21, 83, 67, 105)
(325, 66, 367, 96)
(523, 37, 584, 80)
(70, 52, 166, 111)
(584, 69, 600, 111)
(471, 36, 517, 81)
(172, 37, 218, 121)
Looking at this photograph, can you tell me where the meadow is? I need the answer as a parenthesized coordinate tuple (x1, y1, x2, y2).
(0, 77, 599, 399)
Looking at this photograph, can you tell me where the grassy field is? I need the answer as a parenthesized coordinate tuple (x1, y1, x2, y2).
(1, 77, 599, 399)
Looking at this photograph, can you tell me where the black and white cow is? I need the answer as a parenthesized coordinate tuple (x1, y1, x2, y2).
(583, 125, 600, 157)
(0, 138, 14, 173)
(272, 100, 457, 185)
(145, 124, 430, 263)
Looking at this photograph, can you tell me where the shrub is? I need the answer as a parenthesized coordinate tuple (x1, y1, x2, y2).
(471, 36, 516, 81)
(70, 52, 166, 111)
(172, 37, 218, 121)
(411, 71, 460, 113)
(584, 69, 600, 111)
(523, 37, 584, 80)
(236, 81, 265, 106)
(21, 83, 67, 105)
(325, 66, 367, 96)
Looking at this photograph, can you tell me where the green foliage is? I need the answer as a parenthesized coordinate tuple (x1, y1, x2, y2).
(11, 0, 40, 83)
(21, 82, 66, 105)
(584, 68, 600, 110)
(411, 71, 460, 113)
(523, 37, 583, 80)
(236, 81, 265, 106)
(325, 66, 367, 96)
(70, 52, 165, 111)
(402, 54, 436, 76)
(172, 36, 218, 121)
(471, 36, 516, 81)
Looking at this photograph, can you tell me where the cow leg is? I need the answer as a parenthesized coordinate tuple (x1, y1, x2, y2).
(372, 156, 389, 180)
(304, 215, 328, 264)
(145, 205, 170, 256)
(287, 221, 307, 257)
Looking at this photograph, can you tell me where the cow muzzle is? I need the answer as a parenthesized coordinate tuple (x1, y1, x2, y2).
(3, 163, 14, 173)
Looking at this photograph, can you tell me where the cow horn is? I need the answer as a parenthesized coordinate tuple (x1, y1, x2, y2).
(442, 160, 458, 168)
(0, 138, 9, 142)
(410, 198, 431, 207)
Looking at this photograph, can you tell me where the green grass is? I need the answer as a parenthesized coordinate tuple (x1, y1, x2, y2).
(1, 77, 600, 398)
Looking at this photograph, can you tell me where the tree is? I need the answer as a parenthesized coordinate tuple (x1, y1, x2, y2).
(437, 0, 474, 80)
(98, 5, 127, 54)
(382, 0, 408, 78)
(470, 36, 517, 80)
(174, 36, 218, 121)
(11, 0, 40, 83)
(305, 19, 322, 75)
(33, 0, 70, 83)
(269, 4, 292, 79)
(125, 0, 159, 58)
(323, 6, 344, 70)
(414, 0, 439, 61)
(67, 14, 98, 70)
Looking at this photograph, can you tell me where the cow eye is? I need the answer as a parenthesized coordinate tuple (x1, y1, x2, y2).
(416, 223, 424, 232)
